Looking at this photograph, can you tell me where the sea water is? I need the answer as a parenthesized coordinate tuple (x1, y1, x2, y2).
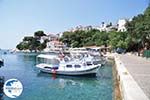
(0, 51, 113, 100)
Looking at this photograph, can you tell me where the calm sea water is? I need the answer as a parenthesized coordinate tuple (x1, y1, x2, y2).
(0, 51, 114, 100)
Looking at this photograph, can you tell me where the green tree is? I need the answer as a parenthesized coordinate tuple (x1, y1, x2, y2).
(126, 6, 150, 50)
(34, 31, 46, 37)
(23, 36, 34, 41)
(16, 31, 47, 51)
(109, 31, 129, 49)
(16, 42, 29, 50)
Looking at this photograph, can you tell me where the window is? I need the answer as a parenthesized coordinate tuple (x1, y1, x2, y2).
(86, 62, 92, 66)
(44, 67, 52, 69)
(66, 65, 72, 68)
(74, 65, 81, 68)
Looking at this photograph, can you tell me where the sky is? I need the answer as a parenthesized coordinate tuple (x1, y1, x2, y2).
(0, 0, 149, 49)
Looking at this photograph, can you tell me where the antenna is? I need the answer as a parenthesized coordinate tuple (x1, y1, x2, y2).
(149, 0, 150, 7)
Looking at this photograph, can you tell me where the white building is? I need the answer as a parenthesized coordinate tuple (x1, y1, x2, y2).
(94, 22, 107, 32)
(94, 22, 117, 32)
(99, 22, 107, 31)
(67, 19, 128, 33)
(40, 36, 49, 43)
(117, 19, 127, 32)
(40, 33, 59, 43)
(44, 40, 64, 52)
(57, 32, 63, 38)
(42, 33, 65, 52)
(68, 25, 93, 32)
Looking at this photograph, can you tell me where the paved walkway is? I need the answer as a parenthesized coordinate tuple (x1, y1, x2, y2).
(119, 54, 150, 99)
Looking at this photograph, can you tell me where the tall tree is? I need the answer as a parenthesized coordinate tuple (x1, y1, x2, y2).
(126, 6, 150, 50)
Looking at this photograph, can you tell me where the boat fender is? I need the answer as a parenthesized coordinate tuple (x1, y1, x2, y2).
(52, 69, 56, 79)
(52, 69, 56, 74)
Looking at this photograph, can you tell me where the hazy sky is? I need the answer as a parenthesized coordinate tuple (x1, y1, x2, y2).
(0, 0, 148, 49)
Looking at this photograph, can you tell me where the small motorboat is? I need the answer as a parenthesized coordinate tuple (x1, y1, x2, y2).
(36, 53, 102, 76)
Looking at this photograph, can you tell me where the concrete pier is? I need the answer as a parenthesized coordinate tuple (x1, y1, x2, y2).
(119, 54, 150, 100)
(106, 53, 150, 100)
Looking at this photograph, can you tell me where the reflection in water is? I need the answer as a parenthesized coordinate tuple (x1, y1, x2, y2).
(58, 78, 84, 89)
(37, 72, 98, 88)
(16, 53, 37, 62)
(37, 72, 98, 80)
(0, 76, 4, 100)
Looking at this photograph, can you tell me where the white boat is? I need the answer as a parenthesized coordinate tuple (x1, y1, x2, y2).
(36, 54, 102, 76)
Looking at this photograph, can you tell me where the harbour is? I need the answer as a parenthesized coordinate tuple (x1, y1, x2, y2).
(0, 51, 114, 100)
(0, 1, 150, 100)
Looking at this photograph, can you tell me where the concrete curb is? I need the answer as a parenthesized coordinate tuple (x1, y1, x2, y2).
(114, 54, 149, 100)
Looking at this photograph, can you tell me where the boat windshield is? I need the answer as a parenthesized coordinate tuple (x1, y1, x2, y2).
(37, 58, 60, 65)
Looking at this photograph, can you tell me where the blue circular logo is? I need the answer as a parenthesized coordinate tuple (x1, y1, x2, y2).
(3, 79, 23, 98)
